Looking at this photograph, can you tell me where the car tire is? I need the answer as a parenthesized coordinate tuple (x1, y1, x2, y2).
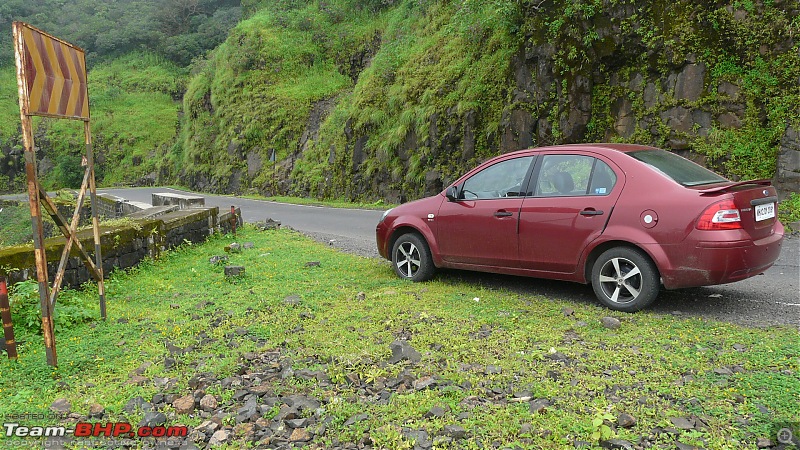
(591, 247, 660, 312)
(391, 233, 435, 282)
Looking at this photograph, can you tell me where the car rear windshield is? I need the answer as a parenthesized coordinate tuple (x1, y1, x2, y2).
(628, 150, 728, 186)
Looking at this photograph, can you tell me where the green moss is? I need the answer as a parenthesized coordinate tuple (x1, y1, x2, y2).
(0, 217, 162, 278)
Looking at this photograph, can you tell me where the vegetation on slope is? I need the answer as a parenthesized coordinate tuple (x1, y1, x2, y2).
(178, 0, 524, 196)
(178, 0, 383, 192)
(175, 2, 363, 191)
(178, 0, 799, 203)
(0, 0, 241, 192)
(0, 53, 184, 190)
(297, 0, 522, 198)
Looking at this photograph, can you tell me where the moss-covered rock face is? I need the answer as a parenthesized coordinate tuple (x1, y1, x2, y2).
(176, 0, 800, 201)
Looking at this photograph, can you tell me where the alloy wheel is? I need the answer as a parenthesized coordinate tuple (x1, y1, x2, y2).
(395, 241, 421, 278)
(597, 256, 642, 304)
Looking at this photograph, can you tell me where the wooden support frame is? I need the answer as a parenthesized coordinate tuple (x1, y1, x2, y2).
(1, 277, 18, 360)
(13, 22, 106, 367)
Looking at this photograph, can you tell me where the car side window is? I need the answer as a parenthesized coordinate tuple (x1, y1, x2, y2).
(536, 155, 617, 197)
(461, 156, 534, 200)
(588, 159, 617, 195)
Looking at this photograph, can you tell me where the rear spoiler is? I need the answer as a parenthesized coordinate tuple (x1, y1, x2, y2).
(699, 179, 772, 195)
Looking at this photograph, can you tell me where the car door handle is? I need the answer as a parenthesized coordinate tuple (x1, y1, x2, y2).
(494, 211, 514, 217)
(580, 209, 604, 216)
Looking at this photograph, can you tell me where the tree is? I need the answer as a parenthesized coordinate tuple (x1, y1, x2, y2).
(155, 0, 205, 35)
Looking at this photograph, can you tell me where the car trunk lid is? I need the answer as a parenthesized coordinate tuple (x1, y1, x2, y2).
(697, 179, 772, 194)
(698, 181, 779, 238)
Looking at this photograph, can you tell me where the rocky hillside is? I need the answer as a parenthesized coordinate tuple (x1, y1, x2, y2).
(1, 1, 798, 204)
(175, 0, 799, 202)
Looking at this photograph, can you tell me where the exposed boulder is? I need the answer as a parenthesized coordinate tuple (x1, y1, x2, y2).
(776, 126, 800, 198)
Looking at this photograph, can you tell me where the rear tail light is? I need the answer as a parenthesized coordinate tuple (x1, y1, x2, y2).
(696, 200, 742, 230)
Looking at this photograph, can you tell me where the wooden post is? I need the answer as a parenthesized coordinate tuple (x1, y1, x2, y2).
(16, 108, 58, 366)
(15, 24, 57, 366)
(46, 167, 91, 306)
(0, 277, 18, 360)
(21, 112, 57, 368)
(86, 121, 106, 320)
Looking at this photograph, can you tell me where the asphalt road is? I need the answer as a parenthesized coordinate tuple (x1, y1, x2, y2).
(97, 187, 384, 247)
(7, 187, 799, 328)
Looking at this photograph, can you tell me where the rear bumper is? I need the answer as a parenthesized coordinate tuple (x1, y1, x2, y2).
(658, 227, 784, 289)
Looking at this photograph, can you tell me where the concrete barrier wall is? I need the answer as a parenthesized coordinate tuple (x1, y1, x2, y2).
(0, 207, 241, 288)
(151, 193, 205, 209)
(96, 194, 150, 219)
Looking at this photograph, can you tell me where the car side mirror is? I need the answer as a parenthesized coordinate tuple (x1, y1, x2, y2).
(446, 186, 459, 202)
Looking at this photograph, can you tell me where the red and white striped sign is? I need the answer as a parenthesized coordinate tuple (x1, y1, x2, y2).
(14, 22, 90, 120)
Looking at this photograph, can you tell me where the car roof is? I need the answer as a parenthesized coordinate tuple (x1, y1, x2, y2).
(520, 143, 658, 154)
(476, 143, 662, 169)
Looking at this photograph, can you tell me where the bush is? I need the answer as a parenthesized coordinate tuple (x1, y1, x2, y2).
(9, 279, 96, 335)
(779, 192, 800, 230)
(52, 155, 85, 189)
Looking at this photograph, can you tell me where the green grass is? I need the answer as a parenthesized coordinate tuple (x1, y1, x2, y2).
(1, 227, 797, 449)
(0, 203, 33, 248)
(0, 67, 20, 138)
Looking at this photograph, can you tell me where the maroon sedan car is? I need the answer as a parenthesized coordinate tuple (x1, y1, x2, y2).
(376, 143, 785, 311)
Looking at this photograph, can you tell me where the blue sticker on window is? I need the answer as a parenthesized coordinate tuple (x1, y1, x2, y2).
(595, 188, 607, 194)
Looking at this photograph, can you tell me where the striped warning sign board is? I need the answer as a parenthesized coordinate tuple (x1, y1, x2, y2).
(13, 22, 90, 120)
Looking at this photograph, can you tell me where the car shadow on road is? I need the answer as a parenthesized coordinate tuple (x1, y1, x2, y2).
(430, 269, 795, 327)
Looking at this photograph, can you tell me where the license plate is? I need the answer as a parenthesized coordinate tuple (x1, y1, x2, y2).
(755, 202, 775, 221)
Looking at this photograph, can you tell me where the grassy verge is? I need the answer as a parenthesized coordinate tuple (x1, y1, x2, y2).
(157, 184, 397, 210)
(247, 195, 394, 211)
(0, 228, 797, 449)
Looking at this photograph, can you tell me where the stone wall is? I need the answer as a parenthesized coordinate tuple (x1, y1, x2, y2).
(0, 207, 241, 288)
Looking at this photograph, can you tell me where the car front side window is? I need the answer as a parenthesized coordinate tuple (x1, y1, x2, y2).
(461, 156, 534, 200)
